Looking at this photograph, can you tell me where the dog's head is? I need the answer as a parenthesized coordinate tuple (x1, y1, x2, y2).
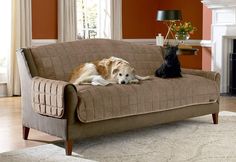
(112, 62, 136, 84)
(164, 46, 179, 66)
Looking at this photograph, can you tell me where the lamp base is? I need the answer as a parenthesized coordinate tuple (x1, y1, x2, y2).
(164, 21, 177, 45)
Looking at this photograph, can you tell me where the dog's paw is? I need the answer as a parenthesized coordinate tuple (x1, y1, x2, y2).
(130, 79, 140, 84)
(135, 75, 151, 81)
(145, 76, 151, 80)
(72, 80, 80, 85)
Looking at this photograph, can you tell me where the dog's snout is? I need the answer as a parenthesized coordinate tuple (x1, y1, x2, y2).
(121, 81, 126, 84)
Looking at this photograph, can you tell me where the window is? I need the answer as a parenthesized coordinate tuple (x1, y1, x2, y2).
(76, 0, 98, 39)
(0, 0, 11, 83)
(76, 0, 112, 39)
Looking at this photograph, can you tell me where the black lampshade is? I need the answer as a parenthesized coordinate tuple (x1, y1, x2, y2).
(157, 10, 182, 21)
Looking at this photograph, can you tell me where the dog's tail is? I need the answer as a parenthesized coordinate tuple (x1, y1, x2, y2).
(135, 75, 151, 81)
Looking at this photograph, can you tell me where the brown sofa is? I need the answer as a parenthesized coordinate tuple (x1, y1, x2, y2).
(17, 39, 220, 155)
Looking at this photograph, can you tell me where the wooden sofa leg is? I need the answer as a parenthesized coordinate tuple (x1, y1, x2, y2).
(212, 113, 219, 124)
(65, 140, 73, 155)
(22, 126, 30, 140)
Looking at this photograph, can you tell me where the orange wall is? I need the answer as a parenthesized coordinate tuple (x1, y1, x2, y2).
(202, 6, 212, 71)
(155, 0, 203, 40)
(202, 6, 212, 40)
(202, 47, 212, 70)
(123, 0, 203, 40)
(177, 47, 202, 69)
(32, 0, 57, 39)
(32, 0, 209, 70)
(122, 0, 159, 39)
(33, 0, 203, 40)
(123, 0, 203, 69)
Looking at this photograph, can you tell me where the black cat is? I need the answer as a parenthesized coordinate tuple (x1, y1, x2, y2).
(155, 46, 182, 78)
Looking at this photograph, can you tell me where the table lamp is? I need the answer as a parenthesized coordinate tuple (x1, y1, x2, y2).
(157, 10, 182, 44)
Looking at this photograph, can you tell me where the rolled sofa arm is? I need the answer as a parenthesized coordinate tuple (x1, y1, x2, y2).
(32, 77, 77, 118)
(182, 68, 220, 89)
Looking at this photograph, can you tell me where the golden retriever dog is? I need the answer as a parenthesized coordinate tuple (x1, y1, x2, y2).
(69, 56, 150, 86)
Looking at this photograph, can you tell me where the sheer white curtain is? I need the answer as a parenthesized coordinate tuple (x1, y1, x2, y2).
(58, 0, 77, 42)
(99, 0, 112, 39)
(8, 0, 32, 96)
(111, 0, 122, 40)
(98, 0, 122, 40)
(0, 0, 11, 85)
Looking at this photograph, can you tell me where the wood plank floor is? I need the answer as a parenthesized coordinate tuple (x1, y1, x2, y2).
(0, 97, 60, 153)
(0, 96, 235, 153)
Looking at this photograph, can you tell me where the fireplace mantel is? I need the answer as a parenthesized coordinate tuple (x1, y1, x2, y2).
(202, 0, 236, 9)
(202, 0, 236, 93)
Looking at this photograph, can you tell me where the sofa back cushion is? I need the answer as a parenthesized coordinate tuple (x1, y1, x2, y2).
(29, 39, 164, 81)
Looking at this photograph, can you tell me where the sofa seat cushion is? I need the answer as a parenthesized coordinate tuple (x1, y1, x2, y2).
(76, 74, 219, 123)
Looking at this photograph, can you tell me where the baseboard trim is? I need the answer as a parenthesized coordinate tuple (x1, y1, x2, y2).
(32, 39, 58, 46)
(0, 83, 7, 97)
(31, 39, 212, 48)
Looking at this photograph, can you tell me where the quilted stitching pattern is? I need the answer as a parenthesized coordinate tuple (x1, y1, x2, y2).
(32, 77, 70, 118)
(28, 39, 220, 122)
(76, 74, 220, 123)
(30, 39, 164, 81)
(182, 68, 220, 86)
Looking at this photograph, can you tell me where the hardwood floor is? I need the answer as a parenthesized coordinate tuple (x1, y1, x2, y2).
(219, 96, 236, 112)
(0, 96, 235, 153)
(0, 97, 60, 153)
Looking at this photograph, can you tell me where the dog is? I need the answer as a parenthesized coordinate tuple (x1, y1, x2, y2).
(69, 56, 150, 86)
(155, 46, 182, 78)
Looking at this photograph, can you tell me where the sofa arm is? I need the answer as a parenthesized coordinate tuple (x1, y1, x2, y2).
(32, 77, 77, 118)
(182, 68, 220, 89)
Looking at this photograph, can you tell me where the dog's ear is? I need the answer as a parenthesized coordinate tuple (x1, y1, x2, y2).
(132, 68, 135, 74)
(106, 60, 113, 67)
(112, 68, 119, 75)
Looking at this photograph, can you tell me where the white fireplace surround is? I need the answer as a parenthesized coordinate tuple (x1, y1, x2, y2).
(202, 0, 236, 9)
(202, 0, 236, 93)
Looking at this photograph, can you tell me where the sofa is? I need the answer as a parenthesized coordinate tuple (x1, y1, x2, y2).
(17, 39, 220, 155)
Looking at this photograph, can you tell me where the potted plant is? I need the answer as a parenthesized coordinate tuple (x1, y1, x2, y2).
(171, 22, 197, 40)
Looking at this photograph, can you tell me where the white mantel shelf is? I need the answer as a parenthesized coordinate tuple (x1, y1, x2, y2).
(202, 0, 236, 9)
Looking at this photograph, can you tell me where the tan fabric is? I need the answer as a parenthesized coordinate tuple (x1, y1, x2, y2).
(29, 39, 164, 81)
(32, 77, 71, 118)
(182, 68, 221, 100)
(27, 40, 220, 124)
(69, 103, 219, 140)
(182, 68, 220, 87)
(76, 74, 219, 123)
(18, 39, 220, 149)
